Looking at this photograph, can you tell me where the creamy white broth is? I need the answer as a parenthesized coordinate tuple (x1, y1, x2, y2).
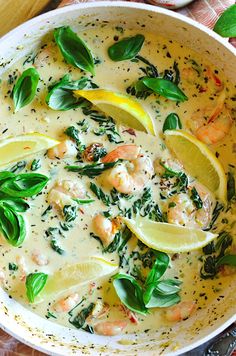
(0, 24, 236, 334)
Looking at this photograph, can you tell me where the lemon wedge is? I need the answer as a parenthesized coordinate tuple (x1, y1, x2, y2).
(74, 89, 155, 135)
(164, 130, 227, 203)
(123, 216, 218, 253)
(39, 257, 118, 301)
(0, 133, 59, 168)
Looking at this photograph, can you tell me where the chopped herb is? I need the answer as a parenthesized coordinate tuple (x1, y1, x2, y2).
(63, 205, 77, 222)
(65, 161, 119, 178)
(10, 161, 26, 173)
(69, 303, 95, 329)
(31, 159, 41, 171)
(90, 182, 111, 206)
(190, 187, 203, 209)
(8, 262, 18, 271)
(50, 239, 65, 255)
(227, 171, 235, 202)
(64, 126, 81, 145)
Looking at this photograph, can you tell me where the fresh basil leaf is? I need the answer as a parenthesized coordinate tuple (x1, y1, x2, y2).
(13, 68, 39, 112)
(108, 34, 145, 61)
(213, 4, 236, 37)
(142, 77, 188, 102)
(65, 161, 119, 178)
(26, 272, 48, 303)
(227, 171, 235, 202)
(155, 279, 182, 295)
(113, 273, 148, 315)
(0, 172, 15, 183)
(145, 291, 180, 308)
(143, 251, 169, 306)
(46, 75, 92, 111)
(162, 113, 182, 132)
(0, 196, 30, 212)
(190, 187, 203, 210)
(54, 26, 95, 75)
(0, 173, 49, 198)
(216, 254, 236, 267)
(0, 204, 26, 246)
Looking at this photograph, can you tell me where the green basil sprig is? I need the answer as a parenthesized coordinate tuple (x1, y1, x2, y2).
(0, 204, 26, 247)
(54, 26, 95, 75)
(108, 34, 145, 61)
(13, 68, 39, 112)
(143, 251, 169, 305)
(26, 272, 48, 303)
(0, 195, 30, 212)
(46, 74, 96, 111)
(213, 4, 236, 37)
(0, 173, 49, 198)
(141, 77, 188, 102)
(162, 113, 182, 132)
(113, 273, 148, 315)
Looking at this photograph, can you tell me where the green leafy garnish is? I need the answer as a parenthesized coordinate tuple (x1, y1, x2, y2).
(13, 68, 39, 112)
(69, 302, 94, 328)
(0, 204, 26, 247)
(63, 205, 77, 222)
(9, 161, 27, 174)
(160, 162, 188, 193)
(227, 171, 235, 202)
(143, 251, 169, 305)
(50, 239, 65, 255)
(8, 262, 18, 271)
(141, 77, 188, 102)
(162, 113, 182, 132)
(0, 173, 49, 197)
(201, 231, 235, 279)
(54, 26, 95, 75)
(113, 273, 148, 315)
(46, 75, 95, 111)
(213, 5, 236, 37)
(190, 187, 203, 210)
(108, 34, 145, 61)
(31, 159, 41, 171)
(26, 272, 48, 303)
(65, 161, 119, 178)
(90, 182, 111, 206)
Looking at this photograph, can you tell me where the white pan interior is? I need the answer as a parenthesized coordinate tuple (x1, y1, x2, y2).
(0, 2, 235, 355)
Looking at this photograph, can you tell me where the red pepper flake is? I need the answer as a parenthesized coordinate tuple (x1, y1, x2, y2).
(119, 304, 139, 324)
(122, 128, 136, 136)
(24, 146, 31, 150)
(79, 208, 84, 214)
(199, 87, 207, 93)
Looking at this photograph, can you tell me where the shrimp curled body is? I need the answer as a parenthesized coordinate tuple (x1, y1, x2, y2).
(103, 145, 154, 194)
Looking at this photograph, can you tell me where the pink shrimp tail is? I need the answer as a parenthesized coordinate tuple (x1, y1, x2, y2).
(102, 145, 140, 163)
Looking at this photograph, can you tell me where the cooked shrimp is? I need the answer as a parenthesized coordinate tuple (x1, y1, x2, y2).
(53, 293, 80, 313)
(167, 185, 213, 229)
(47, 140, 77, 160)
(92, 214, 119, 246)
(103, 145, 154, 194)
(189, 91, 232, 144)
(31, 250, 49, 266)
(48, 179, 86, 212)
(94, 320, 128, 336)
(16, 256, 27, 282)
(102, 145, 140, 163)
(165, 301, 196, 322)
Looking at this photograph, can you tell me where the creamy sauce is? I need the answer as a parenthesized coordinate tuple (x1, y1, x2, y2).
(0, 25, 236, 335)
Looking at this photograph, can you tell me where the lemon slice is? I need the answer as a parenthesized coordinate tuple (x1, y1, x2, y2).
(164, 130, 227, 203)
(0, 133, 59, 168)
(39, 257, 118, 300)
(123, 216, 218, 253)
(74, 89, 155, 135)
